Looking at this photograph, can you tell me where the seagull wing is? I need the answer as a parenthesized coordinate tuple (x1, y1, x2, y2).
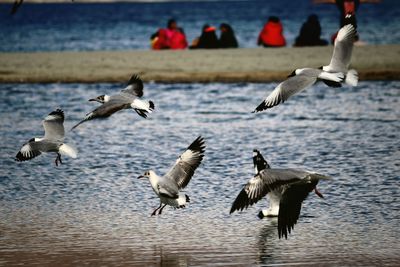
(277, 181, 316, 239)
(71, 100, 128, 130)
(165, 136, 206, 189)
(230, 169, 308, 214)
(253, 74, 317, 112)
(43, 109, 65, 141)
(157, 179, 180, 199)
(120, 74, 144, 97)
(326, 24, 356, 72)
(15, 141, 42, 162)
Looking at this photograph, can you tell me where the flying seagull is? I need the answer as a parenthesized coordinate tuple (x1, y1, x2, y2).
(253, 68, 344, 112)
(230, 149, 330, 239)
(15, 109, 77, 166)
(322, 22, 358, 87)
(72, 75, 154, 130)
(138, 136, 205, 216)
(253, 22, 359, 112)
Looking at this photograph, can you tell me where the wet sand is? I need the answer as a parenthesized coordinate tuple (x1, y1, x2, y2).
(0, 45, 399, 83)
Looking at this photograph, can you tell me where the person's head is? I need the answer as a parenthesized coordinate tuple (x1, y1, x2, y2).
(307, 14, 319, 24)
(202, 24, 210, 32)
(167, 19, 177, 30)
(268, 16, 280, 23)
(220, 23, 234, 34)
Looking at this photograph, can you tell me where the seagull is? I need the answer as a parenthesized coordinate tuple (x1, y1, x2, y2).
(253, 68, 344, 112)
(230, 149, 330, 239)
(322, 21, 358, 87)
(15, 109, 77, 166)
(253, 22, 360, 112)
(138, 136, 205, 216)
(71, 75, 154, 130)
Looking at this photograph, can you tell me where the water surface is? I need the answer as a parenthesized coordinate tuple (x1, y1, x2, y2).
(0, 81, 399, 266)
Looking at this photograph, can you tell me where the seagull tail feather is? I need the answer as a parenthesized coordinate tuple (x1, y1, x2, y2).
(345, 69, 358, 87)
(59, 144, 77, 159)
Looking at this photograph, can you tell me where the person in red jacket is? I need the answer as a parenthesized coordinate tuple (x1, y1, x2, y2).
(151, 19, 188, 50)
(257, 16, 286, 47)
(170, 28, 188, 50)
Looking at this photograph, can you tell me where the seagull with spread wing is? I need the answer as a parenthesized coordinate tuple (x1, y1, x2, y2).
(72, 75, 154, 130)
(138, 136, 205, 216)
(322, 22, 358, 87)
(230, 149, 330, 239)
(253, 22, 358, 112)
(15, 109, 77, 166)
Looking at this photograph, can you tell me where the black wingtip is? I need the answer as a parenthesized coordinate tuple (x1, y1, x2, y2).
(254, 102, 267, 113)
(49, 109, 64, 116)
(128, 74, 143, 86)
(188, 136, 206, 154)
(149, 101, 155, 110)
(185, 194, 190, 203)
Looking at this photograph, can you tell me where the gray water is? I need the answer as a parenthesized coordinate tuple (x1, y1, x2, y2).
(0, 81, 399, 266)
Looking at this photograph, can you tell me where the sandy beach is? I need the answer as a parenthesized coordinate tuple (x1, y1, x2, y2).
(0, 45, 399, 83)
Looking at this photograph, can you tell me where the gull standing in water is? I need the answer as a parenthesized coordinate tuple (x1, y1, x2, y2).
(230, 149, 330, 239)
(253, 22, 359, 112)
(15, 109, 77, 166)
(138, 136, 205, 216)
(72, 75, 154, 130)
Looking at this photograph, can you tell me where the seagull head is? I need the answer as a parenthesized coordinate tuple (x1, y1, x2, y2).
(138, 170, 156, 179)
(89, 94, 109, 103)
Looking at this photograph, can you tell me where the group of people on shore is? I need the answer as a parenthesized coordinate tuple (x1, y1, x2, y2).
(150, 0, 380, 50)
(151, 19, 238, 50)
(150, 15, 331, 50)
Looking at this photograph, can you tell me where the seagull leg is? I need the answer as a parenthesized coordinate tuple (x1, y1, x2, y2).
(151, 203, 162, 216)
(314, 187, 324, 198)
(158, 204, 167, 215)
(54, 153, 62, 166)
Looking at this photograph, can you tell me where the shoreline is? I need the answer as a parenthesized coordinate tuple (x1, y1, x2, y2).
(0, 45, 399, 83)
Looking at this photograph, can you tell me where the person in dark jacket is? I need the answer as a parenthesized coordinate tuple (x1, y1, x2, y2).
(258, 16, 286, 47)
(219, 23, 238, 48)
(294, 14, 328, 47)
(190, 24, 219, 49)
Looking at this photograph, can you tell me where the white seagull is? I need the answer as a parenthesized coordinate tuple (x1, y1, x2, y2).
(15, 109, 77, 166)
(322, 22, 358, 87)
(138, 136, 206, 216)
(253, 22, 359, 112)
(230, 149, 330, 239)
(72, 75, 154, 130)
(253, 68, 344, 112)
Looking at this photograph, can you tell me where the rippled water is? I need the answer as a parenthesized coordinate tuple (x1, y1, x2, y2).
(0, 81, 399, 266)
(0, 0, 399, 51)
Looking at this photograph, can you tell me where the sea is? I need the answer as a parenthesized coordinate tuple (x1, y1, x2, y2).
(0, 0, 400, 51)
(0, 81, 399, 266)
(0, 0, 400, 266)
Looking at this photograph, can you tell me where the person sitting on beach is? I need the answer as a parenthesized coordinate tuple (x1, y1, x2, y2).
(294, 14, 328, 47)
(170, 28, 188, 50)
(219, 23, 239, 48)
(257, 16, 286, 47)
(190, 25, 219, 49)
(151, 19, 188, 50)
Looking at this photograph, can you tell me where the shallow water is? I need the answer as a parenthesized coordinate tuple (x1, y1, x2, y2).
(0, 81, 399, 266)
(0, 0, 399, 51)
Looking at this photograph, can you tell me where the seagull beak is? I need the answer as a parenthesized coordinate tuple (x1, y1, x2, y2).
(314, 187, 324, 198)
(137, 175, 144, 179)
(88, 98, 96, 102)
